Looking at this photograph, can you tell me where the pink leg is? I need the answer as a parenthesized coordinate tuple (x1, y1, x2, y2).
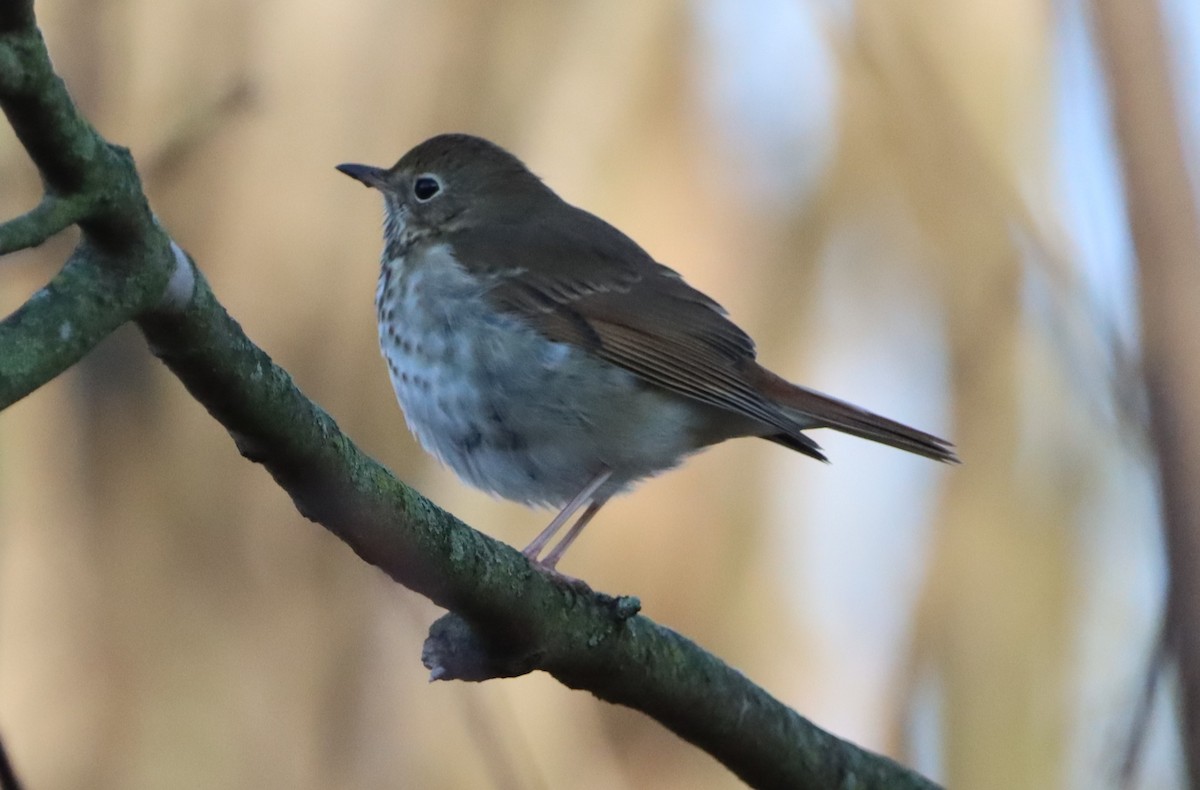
(540, 497, 609, 570)
(521, 468, 612, 561)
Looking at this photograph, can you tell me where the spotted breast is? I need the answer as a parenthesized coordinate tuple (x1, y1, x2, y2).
(375, 241, 706, 508)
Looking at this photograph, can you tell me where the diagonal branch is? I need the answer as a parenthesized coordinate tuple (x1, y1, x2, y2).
(0, 730, 23, 790)
(0, 1, 33, 37)
(1092, 0, 1200, 783)
(0, 1, 174, 405)
(137, 267, 938, 789)
(0, 5, 940, 789)
(0, 239, 158, 406)
(0, 194, 87, 254)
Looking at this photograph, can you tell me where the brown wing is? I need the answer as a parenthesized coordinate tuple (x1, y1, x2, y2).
(448, 202, 824, 457)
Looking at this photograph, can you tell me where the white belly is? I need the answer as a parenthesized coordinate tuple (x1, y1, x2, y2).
(376, 243, 702, 507)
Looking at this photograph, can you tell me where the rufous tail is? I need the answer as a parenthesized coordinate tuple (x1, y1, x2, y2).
(751, 365, 958, 464)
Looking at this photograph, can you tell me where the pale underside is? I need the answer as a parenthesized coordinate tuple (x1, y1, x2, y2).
(376, 242, 723, 508)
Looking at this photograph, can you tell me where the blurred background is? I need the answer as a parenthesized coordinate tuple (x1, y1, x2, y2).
(1, 0, 1197, 787)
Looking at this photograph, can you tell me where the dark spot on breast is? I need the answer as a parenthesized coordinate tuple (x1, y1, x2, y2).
(461, 428, 483, 453)
(497, 429, 526, 452)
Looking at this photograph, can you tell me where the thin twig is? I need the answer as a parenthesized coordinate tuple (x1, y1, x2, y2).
(1119, 613, 1169, 788)
(0, 731, 23, 790)
(0, 194, 88, 255)
(1092, 0, 1200, 783)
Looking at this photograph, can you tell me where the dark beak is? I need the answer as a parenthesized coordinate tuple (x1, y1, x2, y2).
(336, 163, 388, 189)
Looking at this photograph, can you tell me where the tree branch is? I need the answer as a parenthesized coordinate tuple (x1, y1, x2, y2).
(0, 6, 940, 789)
(0, 730, 23, 790)
(0, 1, 33, 38)
(136, 268, 938, 788)
(1092, 0, 1200, 783)
(0, 6, 173, 406)
(0, 194, 86, 254)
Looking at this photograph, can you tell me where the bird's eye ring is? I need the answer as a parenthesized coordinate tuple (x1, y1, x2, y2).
(413, 175, 442, 202)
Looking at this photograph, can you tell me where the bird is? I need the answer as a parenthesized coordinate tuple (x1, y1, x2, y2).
(338, 134, 955, 570)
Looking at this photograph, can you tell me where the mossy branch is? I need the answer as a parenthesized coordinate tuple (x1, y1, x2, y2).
(0, 7, 939, 789)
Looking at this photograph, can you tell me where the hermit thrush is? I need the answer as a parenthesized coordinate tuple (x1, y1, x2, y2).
(338, 134, 955, 570)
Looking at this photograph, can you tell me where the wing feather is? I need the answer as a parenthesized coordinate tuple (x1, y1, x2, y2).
(448, 204, 803, 438)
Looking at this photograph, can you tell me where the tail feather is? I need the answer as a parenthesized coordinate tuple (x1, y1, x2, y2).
(752, 365, 958, 464)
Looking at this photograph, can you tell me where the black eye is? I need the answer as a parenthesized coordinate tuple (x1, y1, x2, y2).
(413, 175, 441, 201)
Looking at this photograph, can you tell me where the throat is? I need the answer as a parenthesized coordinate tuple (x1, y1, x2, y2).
(384, 233, 414, 263)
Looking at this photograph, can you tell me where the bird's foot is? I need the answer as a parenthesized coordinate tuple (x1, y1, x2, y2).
(521, 549, 594, 594)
